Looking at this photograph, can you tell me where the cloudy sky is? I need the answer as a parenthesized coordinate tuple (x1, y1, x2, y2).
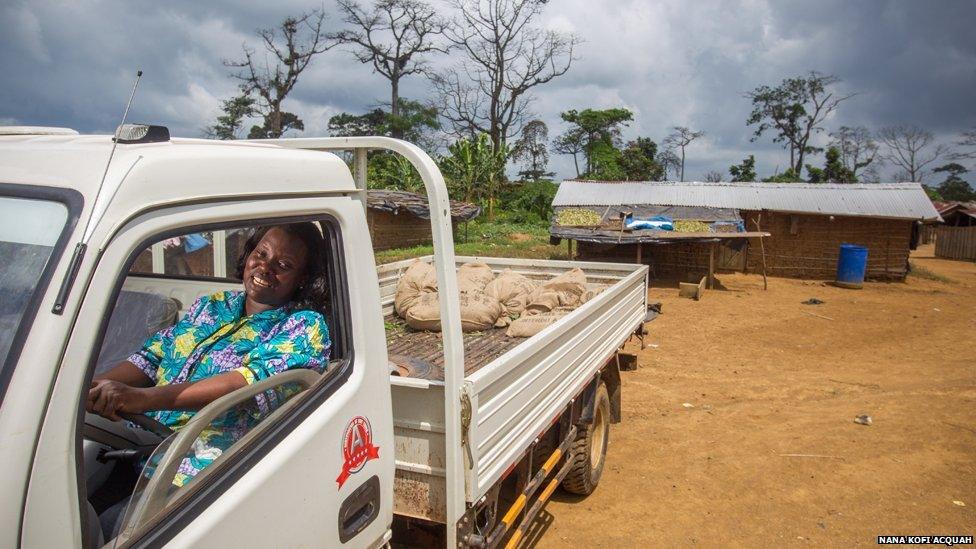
(2, 0, 974, 182)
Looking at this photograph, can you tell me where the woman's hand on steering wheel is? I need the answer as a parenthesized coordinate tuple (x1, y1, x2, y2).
(87, 379, 148, 421)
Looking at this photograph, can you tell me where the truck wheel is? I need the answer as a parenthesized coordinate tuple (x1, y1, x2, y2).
(562, 382, 610, 495)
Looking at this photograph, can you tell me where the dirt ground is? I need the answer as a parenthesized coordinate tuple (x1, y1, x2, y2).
(531, 244, 975, 547)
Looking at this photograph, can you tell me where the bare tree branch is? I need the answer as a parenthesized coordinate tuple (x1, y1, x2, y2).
(877, 125, 951, 183)
(332, 0, 448, 137)
(224, 10, 336, 138)
(434, 0, 580, 151)
(662, 126, 705, 181)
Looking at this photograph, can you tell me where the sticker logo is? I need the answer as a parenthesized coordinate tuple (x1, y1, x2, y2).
(336, 416, 380, 488)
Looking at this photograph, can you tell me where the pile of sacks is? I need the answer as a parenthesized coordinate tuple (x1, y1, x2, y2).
(394, 260, 602, 337)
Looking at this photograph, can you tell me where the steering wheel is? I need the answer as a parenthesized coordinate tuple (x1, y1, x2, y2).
(119, 412, 174, 438)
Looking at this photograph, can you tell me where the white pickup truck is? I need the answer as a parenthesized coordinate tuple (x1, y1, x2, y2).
(0, 126, 648, 548)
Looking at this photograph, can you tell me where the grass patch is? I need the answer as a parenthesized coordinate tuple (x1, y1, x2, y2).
(908, 261, 956, 284)
(374, 219, 568, 264)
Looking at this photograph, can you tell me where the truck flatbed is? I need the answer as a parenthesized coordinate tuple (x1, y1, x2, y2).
(376, 254, 647, 523)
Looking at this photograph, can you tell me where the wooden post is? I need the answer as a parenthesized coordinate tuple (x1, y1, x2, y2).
(708, 241, 715, 289)
(636, 243, 642, 264)
(754, 213, 768, 291)
(567, 238, 573, 260)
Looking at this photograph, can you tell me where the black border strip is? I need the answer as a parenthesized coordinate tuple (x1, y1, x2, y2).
(72, 212, 354, 548)
(0, 183, 83, 406)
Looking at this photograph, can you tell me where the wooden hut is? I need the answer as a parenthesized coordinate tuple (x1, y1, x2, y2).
(367, 190, 481, 251)
(551, 181, 941, 281)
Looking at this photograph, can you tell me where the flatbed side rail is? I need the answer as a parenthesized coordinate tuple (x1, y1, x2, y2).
(248, 137, 467, 546)
(466, 262, 648, 501)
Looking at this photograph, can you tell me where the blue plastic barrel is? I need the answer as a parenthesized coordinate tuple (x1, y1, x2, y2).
(836, 244, 868, 288)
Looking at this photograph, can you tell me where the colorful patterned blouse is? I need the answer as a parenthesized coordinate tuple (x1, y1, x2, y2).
(128, 290, 330, 486)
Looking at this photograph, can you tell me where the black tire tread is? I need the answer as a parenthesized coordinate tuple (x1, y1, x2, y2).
(561, 383, 609, 495)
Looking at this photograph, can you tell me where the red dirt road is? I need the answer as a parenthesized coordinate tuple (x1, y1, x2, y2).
(532, 245, 975, 547)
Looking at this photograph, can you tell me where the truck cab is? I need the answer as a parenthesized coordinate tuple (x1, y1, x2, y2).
(0, 128, 396, 547)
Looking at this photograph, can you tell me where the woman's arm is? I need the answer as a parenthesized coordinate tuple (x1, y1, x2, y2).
(88, 371, 247, 421)
(94, 361, 154, 387)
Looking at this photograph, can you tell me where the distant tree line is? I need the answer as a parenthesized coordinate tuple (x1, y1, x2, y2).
(204, 3, 975, 222)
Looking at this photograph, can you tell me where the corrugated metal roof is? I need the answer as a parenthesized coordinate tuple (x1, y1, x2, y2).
(552, 180, 942, 221)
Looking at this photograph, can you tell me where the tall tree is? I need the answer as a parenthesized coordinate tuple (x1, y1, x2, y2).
(933, 163, 976, 201)
(951, 127, 976, 160)
(746, 72, 855, 175)
(552, 128, 585, 178)
(619, 138, 665, 181)
(877, 125, 949, 182)
(729, 155, 757, 182)
(806, 146, 855, 183)
(829, 126, 879, 180)
(332, 0, 447, 138)
(662, 126, 705, 181)
(226, 10, 335, 139)
(433, 0, 579, 151)
(657, 149, 681, 180)
(555, 108, 633, 176)
(205, 95, 256, 140)
(511, 120, 553, 181)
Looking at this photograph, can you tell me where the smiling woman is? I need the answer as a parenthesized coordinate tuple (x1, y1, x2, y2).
(89, 222, 334, 538)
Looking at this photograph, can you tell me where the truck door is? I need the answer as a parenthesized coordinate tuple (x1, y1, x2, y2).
(21, 197, 393, 548)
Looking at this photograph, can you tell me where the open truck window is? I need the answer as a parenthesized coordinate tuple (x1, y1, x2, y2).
(83, 218, 351, 546)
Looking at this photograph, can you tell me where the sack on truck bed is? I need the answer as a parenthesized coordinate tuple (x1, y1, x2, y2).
(485, 269, 538, 327)
(395, 260, 438, 317)
(404, 292, 503, 333)
(456, 262, 494, 294)
(505, 307, 574, 338)
(524, 267, 587, 315)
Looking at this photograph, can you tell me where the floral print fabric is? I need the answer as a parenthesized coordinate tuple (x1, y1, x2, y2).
(128, 290, 330, 486)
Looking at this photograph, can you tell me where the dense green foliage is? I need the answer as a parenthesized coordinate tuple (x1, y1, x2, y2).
(206, 95, 257, 140)
(729, 155, 757, 182)
(806, 146, 856, 183)
(933, 163, 976, 201)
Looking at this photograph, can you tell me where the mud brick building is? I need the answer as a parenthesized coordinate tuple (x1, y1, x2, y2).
(551, 181, 941, 281)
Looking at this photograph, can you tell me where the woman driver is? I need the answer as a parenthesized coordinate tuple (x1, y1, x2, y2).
(87, 222, 332, 488)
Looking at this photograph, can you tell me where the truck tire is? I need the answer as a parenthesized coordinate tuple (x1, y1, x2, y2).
(562, 382, 610, 495)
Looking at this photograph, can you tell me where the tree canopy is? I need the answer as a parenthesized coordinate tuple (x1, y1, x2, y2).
(746, 72, 855, 176)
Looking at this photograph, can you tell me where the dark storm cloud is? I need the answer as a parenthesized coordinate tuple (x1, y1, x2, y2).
(1, 0, 973, 181)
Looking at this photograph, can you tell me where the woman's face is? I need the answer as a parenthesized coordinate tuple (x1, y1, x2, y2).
(242, 227, 309, 308)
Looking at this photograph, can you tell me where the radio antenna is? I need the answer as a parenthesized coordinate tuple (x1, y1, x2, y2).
(94, 69, 142, 208)
(52, 69, 143, 314)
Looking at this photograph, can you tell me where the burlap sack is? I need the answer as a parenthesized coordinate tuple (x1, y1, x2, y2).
(457, 262, 494, 294)
(404, 291, 504, 332)
(580, 285, 605, 305)
(404, 292, 442, 331)
(505, 307, 573, 338)
(459, 293, 503, 332)
(524, 268, 587, 314)
(395, 260, 438, 317)
(485, 269, 538, 322)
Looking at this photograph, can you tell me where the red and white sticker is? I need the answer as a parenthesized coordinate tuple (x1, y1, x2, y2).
(336, 416, 380, 488)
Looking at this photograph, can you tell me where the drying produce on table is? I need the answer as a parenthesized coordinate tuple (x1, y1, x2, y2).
(673, 220, 711, 233)
(556, 208, 602, 226)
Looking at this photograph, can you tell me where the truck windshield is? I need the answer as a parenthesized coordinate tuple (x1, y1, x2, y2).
(0, 196, 69, 365)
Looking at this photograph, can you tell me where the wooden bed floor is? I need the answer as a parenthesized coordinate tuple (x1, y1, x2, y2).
(385, 315, 524, 381)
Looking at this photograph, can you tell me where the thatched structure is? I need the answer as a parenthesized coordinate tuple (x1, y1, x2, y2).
(367, 190, 481, 251)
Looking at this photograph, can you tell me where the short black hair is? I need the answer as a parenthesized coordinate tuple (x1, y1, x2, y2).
(236, 222, 329, 316)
